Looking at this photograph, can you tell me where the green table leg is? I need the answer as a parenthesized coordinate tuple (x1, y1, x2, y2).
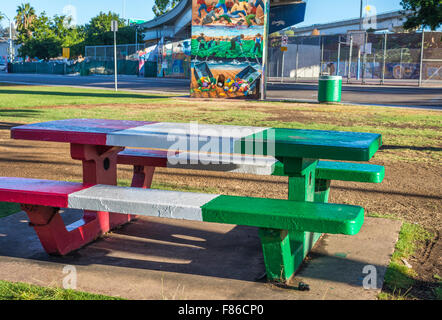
(259, 158, 320, 282)
(315, 178, 331, 203)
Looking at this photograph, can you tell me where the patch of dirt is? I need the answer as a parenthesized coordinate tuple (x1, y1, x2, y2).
(0, 127, 440, 299)
(406, 230, 442, 299)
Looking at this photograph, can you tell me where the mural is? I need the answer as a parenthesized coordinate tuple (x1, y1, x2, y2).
(191, 0, 269, 98)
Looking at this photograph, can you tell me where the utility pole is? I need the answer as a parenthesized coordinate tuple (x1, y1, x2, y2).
(135, 26, 138, 52)
(419, 29, 425, 87)
(357, 0, 363, 81)
(337, 36, 341, 76)
(0, 12, 13, 64)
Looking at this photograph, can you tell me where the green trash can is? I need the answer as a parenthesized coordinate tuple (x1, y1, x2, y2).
(318, 75, 342, 103)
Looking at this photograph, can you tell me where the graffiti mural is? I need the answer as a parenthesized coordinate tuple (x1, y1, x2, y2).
(191, 0, 270, 98)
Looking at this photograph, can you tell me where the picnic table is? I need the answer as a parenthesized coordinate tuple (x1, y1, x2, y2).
(1, 119, 383, 282)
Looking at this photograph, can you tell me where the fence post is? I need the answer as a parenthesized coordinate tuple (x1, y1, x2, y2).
(337, 37, 341, 76)
(347, 36, 353, 83)
(295, 43, 299, 82)
(362, 31, 368, 84)
(320, 36, 324, 76)
(381, 32, 387, 85)
(419, 29, 424, 87)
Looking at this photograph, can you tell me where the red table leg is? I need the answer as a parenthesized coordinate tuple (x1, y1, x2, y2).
(23, 144, 156, 255)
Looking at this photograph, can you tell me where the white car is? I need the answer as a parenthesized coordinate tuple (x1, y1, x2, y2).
(0, 64, 6, 72)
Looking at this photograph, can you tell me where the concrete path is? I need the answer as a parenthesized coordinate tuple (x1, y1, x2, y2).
(0, 209, 401, 300)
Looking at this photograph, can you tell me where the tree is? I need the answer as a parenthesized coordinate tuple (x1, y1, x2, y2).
(15, 3, 37, 39)
(16, 10, 142, 60)
(152, 0, 180, 17)
(83, 11, 142, 47)
(400, 0, 442, 30)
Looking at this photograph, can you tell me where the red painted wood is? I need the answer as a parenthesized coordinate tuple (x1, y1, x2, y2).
(22, 205, 110, 255)
(117, 149, 171, 167)
(11, 119, 156, 146)
(11, 129, 108, 146)
(131, 165, 156, 189)
(71, 143, 126, 231)
(0, 178, 90, 208)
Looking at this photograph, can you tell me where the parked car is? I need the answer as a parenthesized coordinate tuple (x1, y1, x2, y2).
(0, 63, 7, 72)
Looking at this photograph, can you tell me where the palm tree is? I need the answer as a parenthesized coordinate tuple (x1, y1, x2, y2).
(15, 3, 36, 37)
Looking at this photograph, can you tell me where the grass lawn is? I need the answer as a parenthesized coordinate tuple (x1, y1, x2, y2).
(374, 219, 438, 300)
(0, 202, 20, 219)
(0, 83, 440, 300)
(1, 84, 440, 165)
(0, 280, 122, 300)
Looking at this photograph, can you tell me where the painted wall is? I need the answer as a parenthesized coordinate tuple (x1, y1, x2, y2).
(190, 0, 269, 99)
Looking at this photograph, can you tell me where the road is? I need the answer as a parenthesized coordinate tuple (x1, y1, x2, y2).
(0, 73, 440, 109)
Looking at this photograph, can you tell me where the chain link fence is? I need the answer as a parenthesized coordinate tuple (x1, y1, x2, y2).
(268, 31, 442, 87)
(84, 40, 191, 78)
(84, 44, 148, 61)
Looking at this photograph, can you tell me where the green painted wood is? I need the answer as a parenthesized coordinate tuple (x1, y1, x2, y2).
(258, 229, 304, 281)
(315, 161, 385, 183)
(235, 128, 382, 161)
(272, 160, 384, 183)
(258, 158, 325, 282)
(314, 179, 331, 203)
(201, 195, 364, 235)
(286, 159, 319, 280)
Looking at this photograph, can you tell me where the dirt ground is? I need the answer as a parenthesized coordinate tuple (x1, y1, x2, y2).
(0, 116, 440, 299)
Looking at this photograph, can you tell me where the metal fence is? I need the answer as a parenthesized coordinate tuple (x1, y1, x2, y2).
(268, 31, 442, 87)
(85, 44, 148, 61)
(85, 40, 191, 78)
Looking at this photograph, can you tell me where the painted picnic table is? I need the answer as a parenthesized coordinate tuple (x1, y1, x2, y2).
(10, 119, 382, 276)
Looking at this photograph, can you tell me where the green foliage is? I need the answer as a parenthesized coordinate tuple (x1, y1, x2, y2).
(153, 0, 180, 17)
(14, 5, 142, 60)
(382, 222, 435, 299)
(0, 280, 123, 300)
(400, 0, 442, 30)
(15, 7, 84, 60)
(82, 11, 142, 48)
(0, 202, 20, 219)
(15, 2, 36, 41)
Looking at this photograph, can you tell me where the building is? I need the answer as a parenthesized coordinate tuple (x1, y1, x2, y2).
(0, 39, 20, 63)
(290, 10, 411, 36)
(140, 0, 307, 43)
(141, 0, 192, 44)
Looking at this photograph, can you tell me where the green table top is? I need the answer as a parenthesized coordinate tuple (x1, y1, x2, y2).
(11, 119, 382, 162)
(236, 128, 382, 161)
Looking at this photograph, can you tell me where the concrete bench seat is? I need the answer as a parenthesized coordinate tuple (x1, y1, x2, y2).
(0, 177, 364, 280)
(117, 149, 385, 183)
(0, 177, 363, 235)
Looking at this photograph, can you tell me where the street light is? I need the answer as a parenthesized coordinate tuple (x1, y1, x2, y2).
(0, 12, 14, 63)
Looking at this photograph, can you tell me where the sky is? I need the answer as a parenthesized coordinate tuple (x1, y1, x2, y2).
(0, 0, 404, 28)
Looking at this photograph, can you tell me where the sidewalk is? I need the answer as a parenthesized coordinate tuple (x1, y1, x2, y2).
(0, 210, 402, 300)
